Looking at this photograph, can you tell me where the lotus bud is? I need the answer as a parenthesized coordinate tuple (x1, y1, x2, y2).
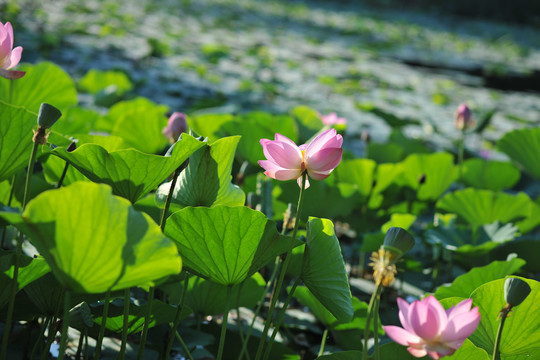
(37, 103, 62, 129)
(163, 112, 187, 143)
(381, 227, 415, 262)
(504, 277, 531, 307)
(454, 103, 472, 131)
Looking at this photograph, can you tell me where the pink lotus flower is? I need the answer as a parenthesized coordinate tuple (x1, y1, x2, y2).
(258, 128, 343, 188)
(383, 296, 480, 359)
(321, 112, 346, 126)
(162, 112, 187, 142)
(0, 21, 25, 80)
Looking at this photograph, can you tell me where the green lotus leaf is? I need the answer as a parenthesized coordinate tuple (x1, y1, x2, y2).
(301, 217, 353, 322)
(165, 206, 297, 285)
(436, 188, 532, 227)
(0, 252, 50, 310)
(98, 97, 169, 154)
(181, 272, 265, 316)
(498, 127, 540, 180)
(50, 134, 204, 203)
(187, 113, 233, 142)
(334, 159, 377, 198)
(399, 152, 458, 201)
(0, 182, 182, 293)
(465, 277, 539, 358)
(78, 69, 133, 95)
(0, 62, 77, 181)
(462, 159, 520, 191)
(221, 112, 298, 165)
(435, 258, 526, 300)
(156, 136, 244, 208)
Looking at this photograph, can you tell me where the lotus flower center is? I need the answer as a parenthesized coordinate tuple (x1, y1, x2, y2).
(300, 149, 306, 171)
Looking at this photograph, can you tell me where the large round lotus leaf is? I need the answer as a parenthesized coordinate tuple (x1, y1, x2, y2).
(467, 277, 539, 358)
(0, 182, 182, 293)
(498, 128, 540, 180)
(399, 152, 457, 201)
(0, 62, 77, 181)
(434, 258, 526, 300)
(182, 272, 265, 316)
(436, 188, 533, 227)
(334, 158, 377, 198)
(51, 134, 205, 203)
(156, 136, 245, 208)
(462, 158, 520, 191)
(301, 217, 353, 322)
(165, 206, 298, 285)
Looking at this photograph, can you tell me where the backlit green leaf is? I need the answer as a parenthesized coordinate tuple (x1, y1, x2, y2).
(462, 159, 520, 191)
(301, 217, 353, 322)
(0, 182, 182, 293)
(165, 206, 296, 285)
(498, 128, 540, 180)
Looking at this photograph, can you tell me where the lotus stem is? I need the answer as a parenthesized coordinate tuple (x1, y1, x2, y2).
(118, 288, 130, 360)
(216, 285, 233, 360)
(58, 290, 71, 360)
(30, 316, 51, 360)
(254, 173, 307, 360)
(164, 275, 192, 359)
(318, 329, 329, 356)
(493, 306, 511, 360)
(174, 331, 194, 360)
(363, 283, 383, 360)
(94, 290, 111, 360)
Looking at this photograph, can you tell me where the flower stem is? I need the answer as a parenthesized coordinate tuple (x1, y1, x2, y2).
(58, 290, 71, 360)
(174, 331, 194, 360)
(238, 256, 281, 360)
(262, 276, 301, 360)
(363, 283, 383, 360)
(318, 329, 329, 357)
(164, 275, 192, 359)
(254, 173, 307, 360)
(493, 306, 511, 360)
(56, 162, 70, 188)
(30, 316, 51, 360)
(373, 288, 382, 360)
(136, 286, 154, 360)
(216, 285, 233, 360)
(117, 288, 130, 360)
(94, 290, 111, 360)
(458, 128, 465, 181)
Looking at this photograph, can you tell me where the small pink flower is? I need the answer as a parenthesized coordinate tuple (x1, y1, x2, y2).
(383, 296, 480, 359)
(162, 112, 187, 142)
(0, 21, 25, 80)
(321, 112, 346, 126)
(454, 104, 473, 131)
(258, 128, 343, 188)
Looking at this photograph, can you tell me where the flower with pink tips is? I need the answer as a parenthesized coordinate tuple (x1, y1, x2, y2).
(383, 296, 480, 359)
(258, 128, 343, 189)
(0, 21, 25, 79)
(320, 112, 346, 126)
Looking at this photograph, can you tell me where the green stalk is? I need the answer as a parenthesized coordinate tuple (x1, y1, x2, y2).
(318, 329, 329, 357)
(75, 326, 85, 360)
(58, 290, 71, 360)
(138, 163, 185, 360)
(0, 174, 16, 248)
(41, 317, 58, 360)
(94, 290, 111, 360)
(493, 307, 511, 360)
(1, 138, 40, 360)
(30, 316, 51, 360)
(373, 288, 382, 360)
(117, 288, 131, 360)
(254, 173, 307, 360)
(262, 276, 301, 360)
(238, 256, 280, 360)
(174, 331, 194, 360)
(458, 128, 465, 181)
(363, 283, 383, 360)
(216, 286, 233, 360)
(56, 162, 70, 188)
(164, 276, 192, 360)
